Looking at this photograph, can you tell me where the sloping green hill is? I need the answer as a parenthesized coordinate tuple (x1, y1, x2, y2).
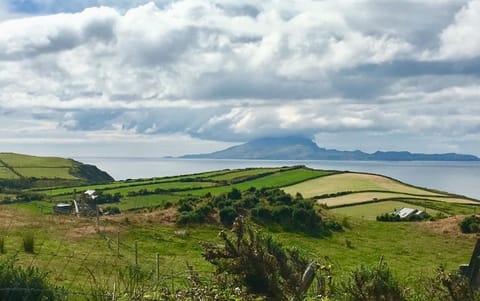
(0, 153, 113, 187)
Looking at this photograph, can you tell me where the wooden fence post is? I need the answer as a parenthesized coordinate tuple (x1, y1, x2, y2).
(134, 241, 138, 266)
(156, 253, 160, 282)
(116, 232, 120, 258)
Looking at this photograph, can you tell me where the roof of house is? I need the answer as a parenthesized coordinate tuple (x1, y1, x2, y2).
(396, 207, 417, 218)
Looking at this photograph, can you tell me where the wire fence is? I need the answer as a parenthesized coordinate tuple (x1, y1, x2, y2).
(0, 207, 216, 300)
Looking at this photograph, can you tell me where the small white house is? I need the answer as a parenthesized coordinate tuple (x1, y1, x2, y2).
(84, 190, 97, 199)
(394, 207, 425, 219)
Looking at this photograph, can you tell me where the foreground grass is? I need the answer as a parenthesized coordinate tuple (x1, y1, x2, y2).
(0, 204, 476, 290)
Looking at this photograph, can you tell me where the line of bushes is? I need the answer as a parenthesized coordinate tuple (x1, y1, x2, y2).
(175, 187, 342, 236)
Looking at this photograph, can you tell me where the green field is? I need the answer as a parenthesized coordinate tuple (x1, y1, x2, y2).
(40, 168, 279, 197)
(0, 167, 19, 179)
(0, 204, 476, 291)
(0, 153, 113, 186)
(185, 168, 334, 196)
(330, 200, 442, 220)
(14, 167, 78, 179)
(2, 165, 480, 299)
(0, 153, 74, 168)
(112, 194, 181, 211)
(204, 167, 281, 181)
(105, 180, 218, 195)
(283, 172, 441, 198)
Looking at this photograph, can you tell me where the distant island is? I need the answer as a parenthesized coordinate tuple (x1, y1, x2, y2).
(181, 136, 480, 161)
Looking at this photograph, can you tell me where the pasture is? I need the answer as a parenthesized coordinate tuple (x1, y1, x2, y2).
(283, 172, 441, 198)
(330, 200, 442, 220)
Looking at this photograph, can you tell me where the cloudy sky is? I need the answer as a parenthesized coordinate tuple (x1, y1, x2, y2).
(0, 0, 479, 157)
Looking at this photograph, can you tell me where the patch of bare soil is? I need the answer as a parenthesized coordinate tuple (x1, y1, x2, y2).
(421, 215, 479, 238)
(104, 207, 178, 225)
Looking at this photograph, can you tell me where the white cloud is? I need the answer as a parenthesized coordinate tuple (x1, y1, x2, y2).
(437, 0, 480, 59)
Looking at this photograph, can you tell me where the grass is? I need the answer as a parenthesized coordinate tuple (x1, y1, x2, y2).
(9, 200, 54, 214)
(273, 217, 476, 280)
(0, 167, 19, 179)
(1, 164, 478, 297)
(113, 194, 181, 211)
(0, 204, 477, 290)
(283, 172, 442, 198)
(106, 181, 218, 195)
(14, 167, 79, 179)
(0, 153, 74, 168)
(184, 168, 334, 196)
(315, 192, 480, 207)
(38, 170, 238, 196)
(330, 200, 443, 220)
(403, 199, 479, 216)
(204, 167, 281, 181)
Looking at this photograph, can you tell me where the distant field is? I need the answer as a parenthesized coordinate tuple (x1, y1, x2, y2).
(184, 168, 334, 196)
(283, 173, 441, 198)
(107, 181, 218, 195)
(0, 153, 74, 168)
(330, 200, 442, 220)
(113, 194, 181, 211)
(40, 168, 264, 196)
(14, 167, 78, 179)
(0, 167, 19, 179)
(315, 192, 479, 207)
(204, 167, 281, 181)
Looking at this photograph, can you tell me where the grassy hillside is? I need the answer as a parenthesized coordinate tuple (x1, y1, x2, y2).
(282, 172, 479, 209)
(1, 165, 480, 299)
(0, 153, 113, 187)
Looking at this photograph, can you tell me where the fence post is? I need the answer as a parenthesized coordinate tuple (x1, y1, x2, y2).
(156, 253, 160, 282)
(116, 232, 120, 258)
(134, 241, 138, 266)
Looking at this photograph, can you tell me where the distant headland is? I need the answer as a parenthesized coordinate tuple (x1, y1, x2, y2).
(181, 136, 480, 161)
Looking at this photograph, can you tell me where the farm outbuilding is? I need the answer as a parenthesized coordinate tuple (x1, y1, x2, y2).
(394, 207, 425, 219)
(53, 202, 72, 215)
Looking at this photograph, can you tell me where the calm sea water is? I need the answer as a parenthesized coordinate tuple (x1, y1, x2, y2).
(75, 157, 480, 200)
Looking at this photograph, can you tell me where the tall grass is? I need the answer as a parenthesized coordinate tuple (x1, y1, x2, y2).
(0, 237, 4, 254)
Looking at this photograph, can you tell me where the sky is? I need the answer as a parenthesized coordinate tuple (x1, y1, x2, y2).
(0, 0, 479, 158)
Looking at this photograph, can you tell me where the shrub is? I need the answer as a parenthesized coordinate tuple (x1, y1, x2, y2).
(227, 188, 242, 200)
(339, 258, 405, 301)
(23, 234, 34, 253)
(0, 257, 55, 300)
(460, 215, 480, 233)
(413, 265, 480, 301)
(202, 218, 321, 301)
(219, 206, 238, 227)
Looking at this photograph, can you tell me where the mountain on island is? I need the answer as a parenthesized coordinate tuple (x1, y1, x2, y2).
(181, 136, 480, 161)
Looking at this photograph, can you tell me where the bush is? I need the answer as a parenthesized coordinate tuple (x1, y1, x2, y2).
(460, 215, 480, 233)
(219, 206, 238, 227)
(202, 218, 321, 301)
(0, 257, 55, 300)
(23, 234, 34, 253)
(227, 188, 242, 200)
(412, 265, 480, 301)
(339, 258, 405, 301)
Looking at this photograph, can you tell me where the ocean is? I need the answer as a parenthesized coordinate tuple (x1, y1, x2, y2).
(75, 157, 480, 200)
